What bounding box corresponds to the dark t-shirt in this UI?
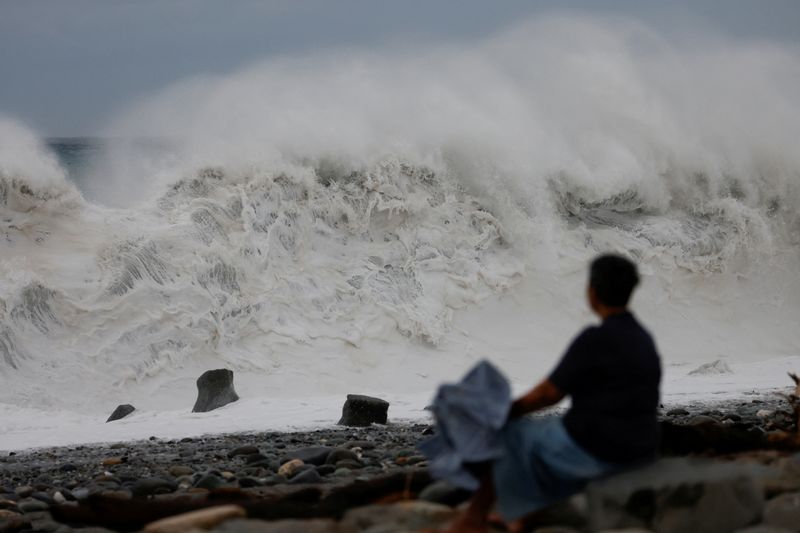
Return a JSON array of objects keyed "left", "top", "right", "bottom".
[{"left": 548, "top": 312, "right": 661, "bottom": 464}]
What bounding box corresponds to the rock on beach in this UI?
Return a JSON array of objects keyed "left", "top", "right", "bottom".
[
  {"left": 192, "top": 369, "right": 239, "bottom": 413},
  {"left": 338, "top": 394, "right": 389, "bottom": 427},
  {"left": 106, "top": 404, "right": 136, "bottom": 422}
]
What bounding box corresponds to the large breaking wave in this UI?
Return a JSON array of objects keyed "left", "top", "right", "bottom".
[{"left": 1, "top": 14, "right": 799, "bottom": 411}]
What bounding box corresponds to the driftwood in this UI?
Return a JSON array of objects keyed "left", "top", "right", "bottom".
[{"left": 50, "top": 470, "right": 431, "bottom": 531}]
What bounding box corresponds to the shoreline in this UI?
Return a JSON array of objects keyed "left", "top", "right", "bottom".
[
  {"left": 1, "top": 394, "right": 798, "bottom": 532},
  {"left": 1, "top": 388, "right": 792, "bottom": 454}
]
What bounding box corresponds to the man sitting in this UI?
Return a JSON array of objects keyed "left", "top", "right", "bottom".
[{"left": 448, "top": 254, "right": 662, "bottom": 533}]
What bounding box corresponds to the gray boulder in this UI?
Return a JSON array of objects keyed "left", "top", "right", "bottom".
[
  {"left": 338, "top": 394, "right": 389, "bottom": 427},
  {"left": 587, "top": 458, "right": 765, "bottom": 533},
  {"left": 192, "top": 369, "right": 239, "bottom": 413},
  {"left": 763, "top": 491, "right": 800, "bottom": 530},
  {"left": 106, "top": 404, "right": 135, "bottom": 422}
]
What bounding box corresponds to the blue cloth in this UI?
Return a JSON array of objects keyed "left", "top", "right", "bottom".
[
  {"left": 417, "top": 360, "right": 512, "bottom": 490},
  {"left": 493, "top": 416, "right": 621, "bottom": 521}
]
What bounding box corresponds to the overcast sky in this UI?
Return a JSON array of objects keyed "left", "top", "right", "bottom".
[{"left": 1, "top": 0, "right": 798, "bottom": 136}]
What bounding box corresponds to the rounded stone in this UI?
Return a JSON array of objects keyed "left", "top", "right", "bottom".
[
  {"left": 168, "top": 466, "right": 194, "bottom": 477},
  {"left": 194, "top": 474, "right": 225, "bottom": 490},
  {"left": 325, "top": 448, "right": 359, "bottom": 465},
  {"left": 277, "top": 459, "right": 305, "bottom": 478},
  {"left": 288, "top": 469, "right": 323, "bottom": 484},
  {"left": 131, "top": 477, "right": 178, "bottom": 497},
  {"left": 228, "top": 445, "right": 259, "bottom": 459},
  {"left": 18, "top": 499, "right": 49, "bottom": 513},
  {"left": 283, "top": 446, "right": 333, "bottom": 466}
]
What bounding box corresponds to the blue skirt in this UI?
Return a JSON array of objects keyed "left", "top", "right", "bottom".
[{"left": 493, "top": 417, "right": 621, "bottom": 521}]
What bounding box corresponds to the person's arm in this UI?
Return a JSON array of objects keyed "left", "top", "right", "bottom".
[{"left": 508, "top": 379, "right": 565, "bottom": 419}]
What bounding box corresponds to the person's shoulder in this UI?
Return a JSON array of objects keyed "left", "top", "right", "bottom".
[
  {"left": 627, "top": 313, "right": 656, "bottom": 339},
  {"left": 570, "top": 324, "right": 602, "bottom": 347}
]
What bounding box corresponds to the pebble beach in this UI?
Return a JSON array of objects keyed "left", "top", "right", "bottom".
[{"left": 2, "top": 392, "right": 799, "bottom": 532}]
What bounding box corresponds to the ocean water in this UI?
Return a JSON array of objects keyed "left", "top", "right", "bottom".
[{"left": 1, "top": 14, "right": 799, "bottom": 449}]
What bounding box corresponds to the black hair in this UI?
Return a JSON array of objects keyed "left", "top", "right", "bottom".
[{"left": 589, "top": 254, "right": 639, "bottom": 307}]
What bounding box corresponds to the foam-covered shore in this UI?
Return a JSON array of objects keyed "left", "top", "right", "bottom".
[{"left": 2, "top": 355, "right": 799, "bottom": 452}]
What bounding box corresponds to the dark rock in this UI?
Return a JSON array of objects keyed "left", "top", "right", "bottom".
[
  {"left": 17, "top": 500, "right": 49, "bottom": 513},
  {"left": 30, "top": 493, "right": 54, "bottom": 505},
  {"left": 666, "top": 408, "right": 690, "bottom": 417},
  {"left": 325, "top": 448, "right": 359, "bottom": 465},
  {"left": 228, "top": 445, "right": 259, "bottom": 458},
  {"left": 106, "top": 404, "right": 136, "bottom": 422},
  {"left": 764, "top": 491, "right": 800, "bottom": 530},
  {"left": 262, "top": 475, "right": 287, "bottom": 486},
  {"left": 346, "top": 440, "right": 376, "bottom": 450},
  {"left": 192, "top": 369, "right": 239, "bottom": 413},
  {"left": 246, "top": 459, "right": 274, "bottom": 470},
  {"left": 283, "top": 447, "right": 333, "bottom": 466},
  {"left": 419, "top": 480, "right": 472, "bottom": 506},
  {"left": 244, "top": 453, "right": 268, "bottom": 465},
  {"left": 587, "top": 458, "right": 764, "bottom": 533},
  {"left": 687, "top": 415, "right": 720, "bottom": 426},
  {"left": 194, "top": 474, "right": 225, "bottom": 490},
  {"left": 288, "top": 469, "right": 323, "bottom": 484},
  {"left": 130, "top": 477, "right": 178, "bottom": 497},
  {"left": 315, "top": 465, "right": 336, "bottom": 476},
  {"left": 13, "top": 487, "right": 33, "bottom": 498},
  {"left": 58, "top": 463, "right": 77, "bottom": 473},
  {"left": 334, "top": 459, "right": 365, "bottom": 470},
  {"left": 27, "top": 516, "right": 62, "bottom": 532},
  {"left": 237, "top": 477, "right": 260, "bottom": 488},
  {"left": 338, "top": 394, "right": 389, "bottom": 427}
]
